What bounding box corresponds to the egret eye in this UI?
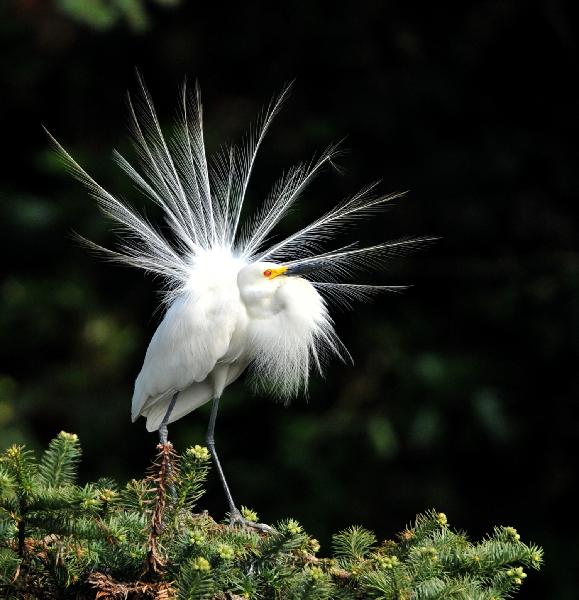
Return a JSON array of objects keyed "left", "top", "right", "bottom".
[{"left": 263, "top": 269, "right": 272, "bottom": 278}]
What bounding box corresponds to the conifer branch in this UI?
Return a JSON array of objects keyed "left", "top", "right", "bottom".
[{"left": 0, "top": 433, "right": 543, "bottom": 599}]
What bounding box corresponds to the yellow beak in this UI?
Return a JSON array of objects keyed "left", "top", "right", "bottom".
[{"left": 266, "top": 266, "right": 288, "bottom": 279}]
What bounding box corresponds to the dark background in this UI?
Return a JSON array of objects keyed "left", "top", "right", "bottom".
[{"left": 1, "top": 1, "right": 578, "bottom": 597}]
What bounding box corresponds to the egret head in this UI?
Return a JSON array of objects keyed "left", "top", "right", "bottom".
[
  {"left": 237, "top": 260, "right": 325, "bottom": 290},
  {"left": 237, "top": 262, "right": 296, "bottom": 316},
  {"left": 237, "top": 262, "right": 288, "bottom": 289},
  {"left": 237, "top": 260, "right": 327, "bottom": 314}
]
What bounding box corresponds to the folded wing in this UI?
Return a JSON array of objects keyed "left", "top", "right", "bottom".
[{"left": 132, "top": 285, "right": 241, "bottom": 429}]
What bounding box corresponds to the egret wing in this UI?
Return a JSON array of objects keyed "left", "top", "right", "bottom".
[
  {"left": 142, "top": 359, "right": 249, "bottom": 432},
  {"left": 131, "top": 285, "right": 241, "bottom": 422}
]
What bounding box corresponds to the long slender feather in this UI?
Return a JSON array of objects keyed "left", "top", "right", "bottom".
[
  {"left": 313, "top": 282, "right": 407, "bottom": 311},
  {"left": 130, "top": 76, "right": 196, "bottom": 242},
  {"left": 256, "top": 188, "right": 407, "bottom": 262},
  {"left": 241, "top": 143, "right": 343, "bottom": 259},
  {"left": 45, "top": 129, "right": 189, "bottom": 285},
  {"left": 230, "top": 82, "right": 293, "bottom": 250},
  {"left": 187, "top": 81, "right": 216, "bottom": 244},
  {"left": 300, "top": 237, "right": 437, "bottom": 283},
  {"left": 113, "top": 150, "right": 196, "bottom": 253}
]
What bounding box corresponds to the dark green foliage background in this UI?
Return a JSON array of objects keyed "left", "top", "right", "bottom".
[{"left": 1, "top": 1, "right": 577, "bottom": 597}]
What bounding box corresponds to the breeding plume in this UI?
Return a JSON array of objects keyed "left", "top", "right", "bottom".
[{"left": 50, "top": 80, "right": 429, "bottom": 528}]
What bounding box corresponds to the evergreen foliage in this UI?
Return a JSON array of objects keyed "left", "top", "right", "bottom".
[
  {"left": 0, "top": 433, "right": 542, "bottom": 599},
  {"left": 56, "top": 0, "right": 181, "bottom": 32}
]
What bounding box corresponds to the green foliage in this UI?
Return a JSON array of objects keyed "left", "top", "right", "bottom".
[
  {"left": 37, "top": 431, "right": 81, "bottom": 488},
  {"left": 333, "top": 525, "right": 377, "bottom": 563},
  {"left": 56, "top": 0, "right": 181, "bottom": 32},
  {"left": 0, "top": 435, "right": 542, "bottom": 599}
]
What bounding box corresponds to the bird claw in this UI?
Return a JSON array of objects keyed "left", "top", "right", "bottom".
[{"left": 229, "top": 509, "right": 274, "bottom": 533}]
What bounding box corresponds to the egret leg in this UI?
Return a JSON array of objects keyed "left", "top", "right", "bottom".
[
  {"left": 206, "top": 395, "right": 236, "bottom": 511},
  {"left": 157, "top": 392, "right": 179, "bottom": 499},
  {"left": 158, "top": 391, "right": 179, "bottom": 444},
  {"left": 205, "top": 396, "right": 273, "bottom": 533}
]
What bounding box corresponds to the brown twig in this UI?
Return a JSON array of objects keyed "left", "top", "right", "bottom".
[
  {"left": 88, "top": 571, "right": 174, "bottom": 599},
  {"left": 17, "top": 517, "right": 26, "bottom": 558},
  {"left": 145, "top": 442, "right": 178, "bottom": 576}
]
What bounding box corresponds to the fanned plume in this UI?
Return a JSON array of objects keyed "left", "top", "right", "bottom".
[{"left": 48, "top": 79, "right": 434, "bottom": 406}]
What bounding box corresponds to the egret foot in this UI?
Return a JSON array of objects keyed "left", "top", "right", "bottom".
[
  {"left": 158, "top": 425, "right": 168, "bottom": 445},
  {"left": 229, "top": 508, "right": 274, "bottom": 533}
]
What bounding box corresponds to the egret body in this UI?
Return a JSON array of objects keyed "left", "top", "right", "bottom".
[{"left": 50, "top": 80, "right": 429, "bottom": 527}]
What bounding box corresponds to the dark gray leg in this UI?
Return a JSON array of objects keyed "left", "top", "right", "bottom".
[
  {"left": 158, "top": 391, "right": 179, "bottom": 444},
  {"left": 205, "top": 396, "right": 273, "bottom": 533},
  {"left": 206, "top": 395, "right": 237, "bottom": 512}
]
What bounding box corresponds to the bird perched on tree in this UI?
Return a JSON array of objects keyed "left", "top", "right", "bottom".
[{"left": 49, "top": 79, "right": 430, "bottom": 529}]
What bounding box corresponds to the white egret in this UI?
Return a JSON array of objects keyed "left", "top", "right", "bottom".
[{"left": 49, "top": 79, "right": 430, "bottom": 529}]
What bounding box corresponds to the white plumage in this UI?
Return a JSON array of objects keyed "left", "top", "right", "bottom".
[{"left": 49, "top": 78, "right": 430, "bottom": 438}]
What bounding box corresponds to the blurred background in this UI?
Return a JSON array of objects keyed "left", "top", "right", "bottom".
[{"left": 1, "top": 1, "right": 578, "bottom": 597}]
